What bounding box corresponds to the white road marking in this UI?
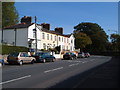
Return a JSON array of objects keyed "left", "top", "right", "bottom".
[
  {"left": 90, "top": 59, "right": 95, "bottom": 61},
  {"left": 44, "top": 67, "right": 63, "bottom": 73},
  {"left": 0, "top": 75, "right": 31, "bottom": 85},
  {"left": 69, "top": 63, "right": 79, "bottom": 67}
]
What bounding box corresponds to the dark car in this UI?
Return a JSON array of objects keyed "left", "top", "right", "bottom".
[
  {"left": 84, "top": 52, "right": 90, "bottom": 58},
  {"left": 63, "top": 52, "right": 77, "bottom": 60},
  {"left": 33, "top": 52, "right": 56, "bottom": 63}
]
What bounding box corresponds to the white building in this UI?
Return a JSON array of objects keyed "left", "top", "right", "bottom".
[{"left": 2, "top": 16, "right": 75, "bottom": 52}]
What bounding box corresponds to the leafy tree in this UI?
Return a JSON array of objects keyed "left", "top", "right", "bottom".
[
  {"left": 110, "top": 34, "right": 120, "bottom": 52},
  {"left": 74, "top": 22, "right": 108, "bottom": 52},
  {"left": 2, "top": 2, "right": 19, "bottom": 28},
  {"left": 74, "top": 32, "right": 92, "bottom": 52}
]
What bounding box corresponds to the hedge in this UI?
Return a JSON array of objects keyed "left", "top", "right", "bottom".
[{"left": 0, "top": 44, "right": 29, "bottom": 55}]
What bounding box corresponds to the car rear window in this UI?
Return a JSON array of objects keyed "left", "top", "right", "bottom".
[
  {"left": 65, "top": 52, "right": 71, "bottom": 55},
  {"left": 9, "top": 52, "right": 19, "bottom": 57},
  {"left": 35, "top": 52, "right": 44, "bottom": 56}
]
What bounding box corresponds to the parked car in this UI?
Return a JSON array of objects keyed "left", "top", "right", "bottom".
[
  {"left": 84, "top": 52, "right": 90, "bottom": 58},
  {"left": 7, "top": 52, "right": 36, "bottom": 65},
  {"left": 78, "top": 52, "right": 85, "bottom": 58},
  {"left": 63, "top": 52, "right": 77, "bottom": 60},
  {"left": 0, "top": 59, "right": 5, "bottom": 66},
  {"left": 32, "top": 52, "right": 56, "bottom": 63}
]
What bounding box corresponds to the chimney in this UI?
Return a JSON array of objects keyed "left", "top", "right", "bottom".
[
  {"left": 55, "top": 27, "right": 63, "bottom": 34},
  {"left": 21, "top": 16, "right": 32, "bottom": 24},
  {"left": 41, "top": 23, "right": 50, "bottom": 30}
]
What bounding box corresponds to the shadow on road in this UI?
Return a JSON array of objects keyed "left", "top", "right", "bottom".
[{"left": 48, "top": 56, "right": 120, "bottom": 88}]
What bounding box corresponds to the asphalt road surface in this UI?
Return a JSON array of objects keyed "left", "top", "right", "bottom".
[{"left": 1, "top": 55, "right": 112, "bottom": 88}]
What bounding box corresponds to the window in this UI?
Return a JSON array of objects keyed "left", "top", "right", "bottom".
[
  {"left": 33, "top": 32, "right": 36, "bottom": 38},
  {"left": 67, "top": 38, "right": 69, "bottom": 43},
  {"left": 42, "top": 33, "right": 45, "bottom": 39},
  {"left": 47, "top": 34, "right": 49, "bottom": 40},
  {"left": 53, "top": 44, "right": 55, "bottom": 48},
  {"left": 43, "top": 43, "right": 46, "bottom": 49},
  {"left": 51, "top": 35, "right": 52, "bottom": 40},
  {"left": 55, "top": 36, "right": 56, "bottom": 41},
  {"left": 64, "top": 38, "right": 66, "bottom": 43},
  {"left": 67, "top": 46, "right": 68, "bottom": 50},
  {"left": 71, "top": 40, "right": 73, "bottom": 43},
  {"left": 62, "top": 37, "right": 63, "bottom": 42},
  {"left": 59, "top": 37, "right": 61, "bottom": 41},
  {"left": 28, "top": 43, "right": 31, "bottom": 48}
]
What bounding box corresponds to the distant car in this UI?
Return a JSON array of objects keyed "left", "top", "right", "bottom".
[
  {"left": 32, "top": 52, "right": 56, "bottom": 63},
  {"left": 78, "top": 52, "right": 85, "bottom": 58},
  {"left": 63, "top": 52, "right": 77, "bottom": 60},
  {"left": 0, "top": 59, "right": 5, "bottom": 66},
  {"left": 7, "top": 52, "right": 36, "bottom": 65},
  {"left": 84, "top": 52, "right": 90, "bottom": 58}
]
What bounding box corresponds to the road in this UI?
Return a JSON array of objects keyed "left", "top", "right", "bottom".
[{"left": 1, "top": 55, "right": 111, "bottom": 88}]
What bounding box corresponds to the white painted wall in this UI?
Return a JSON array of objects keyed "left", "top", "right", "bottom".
[
  {"left": 16, "top": 28, "right": 28, "bottom": 47},
  {"left": 3, "top": 24, "right": 75, "bottom": 52},
  {"left": 3, "top": 29, "right": 15, "bottom": 45},
  {"left": 69, "top": 34, "right": 75, "bottom": 51},
  {"left": 28, "top": 24, "right": 42, "bottom": 50},
  {"left": 3, "top": 28, "right": 28, "bottom": 47}
]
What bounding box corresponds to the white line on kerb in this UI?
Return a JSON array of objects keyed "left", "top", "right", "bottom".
[
  {"left": 0, "top": 75, "right": 31, "bottom": 85},
  {"left": 44, "top": 67, "right": 63, "bottom": 73}
]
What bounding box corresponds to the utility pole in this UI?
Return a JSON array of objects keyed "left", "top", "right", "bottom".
[{"left": 35, "top": 16, "right": 37, "bottom": 53}]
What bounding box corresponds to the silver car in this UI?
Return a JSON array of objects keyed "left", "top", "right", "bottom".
[
  {"left": 7, "top": 52, "right": 36, "bottom": 65},
  {"left": 77, "top": 52, "right": 85, "bottom": 58}
]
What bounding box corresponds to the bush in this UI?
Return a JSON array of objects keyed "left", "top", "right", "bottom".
[{"left": 0, "top": 44, "right": 29, "bottom": 55}]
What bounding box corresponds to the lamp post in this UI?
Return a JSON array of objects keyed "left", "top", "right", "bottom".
[
  {"left": 35, "top": 16, "right": 37, "bottom": 53},
  {"left": 108, "top": 29, "right": 118, "bottom": 34}
]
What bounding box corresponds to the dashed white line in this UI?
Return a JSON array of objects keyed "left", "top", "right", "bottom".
[
  {"left": 69, "top": 63, "right": 79, "bottom": 67},
  {"left": 0, "top": 75, "right": 31, "bottom": 85},
  {"left": 44, "top": 67, "right": 63, "bottom": 73}
]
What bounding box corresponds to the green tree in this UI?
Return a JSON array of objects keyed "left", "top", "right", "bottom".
[
  {"left": 110, "top": 34, "right": 120, "bottom": 52},
  {"left": 74, "top": 32, "right": 92, "bottom": 51},
  {"left": 2, "top": 2, "right": 19, "bottom": 28},
  {"left": 74, "top": 22, "right": 108, "bottom": 52}
]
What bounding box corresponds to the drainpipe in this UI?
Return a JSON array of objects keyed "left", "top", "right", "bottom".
[{"left": 14, "top": 28, "right": 17, "bottom": 46}]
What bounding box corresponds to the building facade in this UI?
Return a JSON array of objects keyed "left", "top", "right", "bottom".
[{"left": 2, "top": 16, "right": 75, "bottom": 52}]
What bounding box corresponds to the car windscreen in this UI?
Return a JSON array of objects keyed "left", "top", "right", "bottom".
[
  {"left": 78, "top": 52, "right": 82, "bottom": 54},
  {"left": 65, "top": 53, "right": 71, "bottom": 55},
  {"left": 9, "top": 52, "right": 19, "bottom": 57}
]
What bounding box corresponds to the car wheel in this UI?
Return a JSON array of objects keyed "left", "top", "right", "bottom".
[
  {"left": 19, "top": 60, "right": 23, "bottom": 65},
  {"left": 43, "top": 59, "right": 46, "bottom": 63},
  {"left": 52, "top": 58, "right": 56, "bottom": 62},
  {"left": 75, "top": 56, "right": 77, "bottom": 59},
  {"left": 71, "top": 57, "right": 73, "bottom": 60},
  {"left": 31, "top": 60, "right": 34, "bottom": 64}
]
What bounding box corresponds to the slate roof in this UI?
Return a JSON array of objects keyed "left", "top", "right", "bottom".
[
  {"left": 3, "top": 23, "right": 72, "bottom": 37},
  {"left": 3, "top": 23, "right": 34, "bottom": 29}
]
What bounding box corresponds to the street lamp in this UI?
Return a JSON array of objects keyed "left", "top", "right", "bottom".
[
  {"left": 108, "top": 29, "right": 118, "bottom": 34},
  {"left": 34, "top": 16, "right": 37, "bottom": 53}
]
